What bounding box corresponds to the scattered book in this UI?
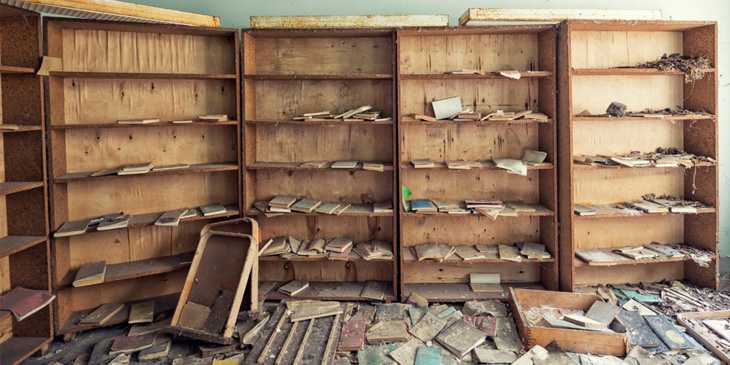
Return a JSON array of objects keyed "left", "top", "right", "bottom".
[
  {"left": 411, "top": 158, "right": 435, "bottom": 168},
  {"left": 445, "top": 159, "right": 470, "bottom": 169},
  {"left": 200, "top": 204, "right": 226, "bottom": 217},
  {"left": 363, "top": 162, "right": 385, "bottom": 171},
  {"left": 198, "top": 114, "right": 228, "bottom": 122},
  {"left": 331, "top": 160, "right": 358, "bottom": 169},
  {"left": 269, "top": 195, "right": 297, "bottom": 209},
  {"left": 469, "top": 273, "right": 501, "bottom": 293},
  {"left": 118, "top": 162, "right": 154, "bottom": 175},
  {"left": 154, "top": 209, "right": 189, "bottom": 227},
  {"left": 117, "top": 118, "right": 160, "bottom": 125},
  {"left": 291, "top": 198, "right": 322, "bottom": 213},
  {"left": 435, "top": 319, "right": 486, "bottom": 357},
  {"left": 73, "top": 261, "right": 106, "bottom": 287},
  {"left": 315, "top": 203, "right": 340, "bottom": 214},
  {"left": 300, "top": 161, "right": 328, "bottom": 168},
  {"left": 277, "top": 280, "right": 309, "bottom": 297},
  {"left": 512, "top": 110, "right": 532, "bottom": 120},
  {"left": 574, "top": 204, "right": 597, "bottom": 216},
  {"left": 431, "top": 96, "right": 462, "bottom": 120},
  {"left": 54, "top": 219, "right": 92, "bottom": 237},
  {"left": 325, "top": 237, "right": 353, "bottom": 253},
  {"left": 373, "top": 200, "right": 393, "bottom": 213},
  {"left": 152, "top": 164, "right": 189, "bottom": 172},
  {"left": 0, "top": 287, "right": 55, "bottom": 321}
]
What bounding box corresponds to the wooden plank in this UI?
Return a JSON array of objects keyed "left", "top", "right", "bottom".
[
  {"left": 644, "top": 315, "right": 693, "bottom": 350},
  {"left": 0, "top": 236, "right": 45, "bottom": 258},
  {"left": 201, "top": 290, "right": 235, "bottom": 335},
  {"left": 79, "top": 303, "right": 125, "bottom": 325},
  {"left": 177, "top": 302, "right": 210, "bottom": 330},
  {"left": 616, "top": 310, "right": 668, "bottom": 351},
  {"left": 575, "top": 262, "right": 683, "bottom": 286},
  {"left": 0, "top": 310, "right": 12, "bottom": 344},
  {"left": 5, "top": 0, "right": 220, "bottom": 26},
  {"left": 250, "top": 15, "right": 447, "bottom": 29},
  {"left": 570, "top": 30, "right": 681, "bottom": 69},
  {"left": 128, "top": 300, "right": 155, "bottom": 324},
  {"left": 459, "top": 8, "right": 661, "bottom": 25},
  {"left": 0, "top": 337, "right": 51, "bottom": 365}
]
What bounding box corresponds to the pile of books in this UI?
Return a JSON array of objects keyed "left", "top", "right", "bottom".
[
  {"left": 574, "top": 147, "right": 714, "bottom": 169},
  {"left": 407, "top": 198, "right": 542, "bottom": 219},
  {"left": 409, "top": 242, "right": 550, "bottom": 262},
  {"left": 409, "top": 150, "right": 548, "bottom": 174},
  {"left": 352, "top": 240, "right": 394, "bottom": 260},
  {"left": 573, "top": 195, "right": 711, "bottom": 216},
  {"left": 296, "top": 160, "right": 388, "bottom": 171},
  {"left": 259, "top": 235, "right": 393, "bottom": 261},
  {"left": 254, "top": 195, "right": 393, "bottom": 216},
  {"left": 293, "top": 106, "right": 391, "bottom": 122}
]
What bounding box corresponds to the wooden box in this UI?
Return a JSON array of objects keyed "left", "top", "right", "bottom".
[{"left": 509, "top": 288, "right": 628, "bottom": 356}]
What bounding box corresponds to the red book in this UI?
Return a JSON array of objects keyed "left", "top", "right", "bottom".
[
  {"left": 337, "top": 319, "right": 366, "bottom": 351},
  {"left": 0, "top": 287, "right": 55, "bottom": 321}
]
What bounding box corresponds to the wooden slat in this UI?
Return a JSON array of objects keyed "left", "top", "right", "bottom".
[
  {"left": 0, "top": 236, "right": 45, "bottom": 258},
  {"left": 55, "top": 162, "right": 238, "bottom": 183},
  {"left": 459, "top": 8, "right": 661, "bottom": 25},
  {"left": 251, "top": 15, "right": 448, "bottom": 29},
  {"left": 0, "top": 337, "right": 51, "bottom": 365},
  {"left": 0, "top": 182, "right": 43, "bottom": 195},
  {"left": 262, "top": 281, "right": 395, "bottom": 302},
  {"left": 50, "top": 71, "right": 235, "bottom": 79}
]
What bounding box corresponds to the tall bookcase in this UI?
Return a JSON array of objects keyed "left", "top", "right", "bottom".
[
  {"left": 397, "top": 26, "right": 558, "bottom": 301},
  {"left": 557, "top": 20, "right": 718, "bottom": 290},
  {"left": 242, "top": 29, "right": 398, "bottom": 301},
  {"left": 44, "top": 18, "right": 241, "bottom": 334},
  {"left": 0, "top": 5, "right": 53, "bottom": 364}
]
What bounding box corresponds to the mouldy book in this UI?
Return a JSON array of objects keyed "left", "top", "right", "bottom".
[
  {"left": 97, "top": 214, "right": 130, "bottom": 231},
  {"left": 325, "top": 237, "right": 353, "bottom": 253},
  {"left": 291, "top": 198, "right": 322, "bottom": 213},
  {"left": 331, "top": 160, "right": 359, "bottom": 169},
  {"left": 431, "top": 96, "right": 463, "bottom": 120},
  {"left": 0, "top": 287, "right": 56, "bottom": 321},
  {"left": 154, "top": 209, "right": 189, "bottom": 227},
  {"left": 269, "top": 195, "right": 297, "bottom": 208},
  {"left": 200, "top": 204, "right": 226, "bottom": 217},
  {"left": 73, "top": 261, "right": 106, "bottom": 287}
]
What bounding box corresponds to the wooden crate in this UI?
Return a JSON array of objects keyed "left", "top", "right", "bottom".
[
  {"left": 0, "top": 4, "right": 53, "bottom": 364},
  {"left": 242, "top": 28, "right": 398, "bottom": 301},
  {"left": 509, "top": 288, "right": 628, "bottom": 356},
  {"left": 557, "top": 20, "right": 719, "bottom": 290},
  {"left": 43, "top": 18, "right": 242, "bottom": 335},
  {"left": 397, "top": 26, "right": 558, "bottom": 301}
]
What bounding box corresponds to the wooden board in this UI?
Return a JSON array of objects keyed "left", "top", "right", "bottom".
[
  {"left": 128, "top": 300, "right": 154, "bottom": 324},
  {"left": 251, "top": 15, "right": 447, "bottom": 29},
  {"left": 574, "top": 215, "right": 683, "bottom": 249},
  {"left": 459, "top": 8, "right": 661, "bottom": 25},
  {"left": 570, "top": 31, "right": 681, "bottom": 69},
  {"left": 79, "top": 302, "right": 124, "bottom": 325},
  {"left": 572, "top": 75, "right": 684, "bottom": 114},
  {"left": 573, "top": 119, "right": 683, "bottom": 156}
]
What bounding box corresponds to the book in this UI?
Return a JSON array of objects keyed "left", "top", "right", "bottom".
[
  {"left": 171, "top": 120, "right": 193, "bottom": 124},
  {"left": 493, "top": 158, "right": 527, "bottom": 176},
  {"left": 411, "top": 158, "right": 435, "bottom": 168},
  {"left": 413, "top": 114, "right": 437, "bottom": 122},
  {"left": 630, "top": 200, "right": 670, "bottom": 213},
  {"left": 54, "top": 219, "right": 91, "bottom": 237},
  {"left": 315, "top": 203, "right": 340, "bottom": 214},
  {"left": 117, "top": 118, "right": 160, "bottom": 125},
  {"left": 498, "top": 245, "right": 522, "bottom": 262},
  {"left": 435, "top": 319, "right": 486, "bottom": 357},
  {"left": 520, "top": 242, "right": 546, "bottom": 259},
  {"left": 297, "top": 240, "right": 327, "bottom": 257},
  {"left": 118, "top": 162, "right": 154, "bottom": 175},
  {"left": 0, "top": 287, "right": 56, "bottom": 321},
  {"left": 411, "top": 200, "right": 437, "bottom": 213},
  {"left": 335, "top": 105, "right": 372, "bottom": 119},
  {"left": 491, "top": 70, "right": 521, "bottom": 79},
  {"left": 200, "top": 204, "right": 226, "bottom": 216},
  {"left": 373, "top": 200, "right": 393, "bottom": 213},
  {"left": 97, "top": 214, "right": 130, "bottom": 231},
  {"left": 331, "top": 160, "right": 359, "bottom": 169},
  {"left": 277, "top": 280, "right": 309, "bottom": 297},
  {"left": 469, "top": 273, "right": 501, "bottom": 292},
  {"left": 362, "top": 162, "right": 385, "bottom": 171},
  {"left": 309, "top": 239, "right": 327, "bottom": 253},
  {"left": 506, "top": 201, "right": 536, "bottom": 212},
  {"left": 291, "top": 199, "right": 322, "bottom": 213},
  {"left": 303, "top": 111, "right": 330, "bottom": 117},
  {"left": 332, "top": 204, "right": 351, "bottom": 216},
  {"left": 464, "top": 200, "right": 502, "bottom": 209},
  {"left": 198, "top": 114, "right": 228, "bottom": 122},
  {"left": 431, "top": 96, "right": 462, "bottom": 120},
  {"left": 90, "top": 167, "right": 120, "bottom": 177},
  {"left": 268, "top": 206, "right": 291, "bottom": 213},
  {"left": 261, "top": 236, "right": 291, "bottom": 256},
  {"left": 152, "top": 164, "right": 189, "bottom": 172},
  {"left": 445, "top": 159, "right": 470, "bottom": 170},
  {"left": 574, "top": 204, "right": 597, "bottom": 216},
  {"left": 325, "top": 237, "right": 353, "bottom": 253},
  {"left": 455, "top": 246, "right": 485, "bottom": 261},
  {"left": 455, "top": 112, "right": 481, "bottom": 120},
  {"left": 154, "top": 209, "right": 189, "bottom": 227},
  {"left": 524, "top": 112, "right": 548, "bottom": 121},
  {"left": 73, "top": 261, "right": 106, "bottom": 287},
  {"left": 444, "top": 69, "right": 485, "bottom": 75},
  {"left": 512, "top": 110, "right": 532, "bottom": 120},
  {"left": 269, "top": 195, "right": 297, "bottom": 209},
  {"left": 300, "top": 161, "right": 328, "bottom": 168},
  {"left": 611, "top": 156, "right": 651, "bottom": 167},
  {"left": 522, "top": 150, "right": 548, "bottom": 165}
]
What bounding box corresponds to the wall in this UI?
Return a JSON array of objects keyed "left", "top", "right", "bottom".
[{"left": 123, "top": 0, "right": 730, "bottom": 257}]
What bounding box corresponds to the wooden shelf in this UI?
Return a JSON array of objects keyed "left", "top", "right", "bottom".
[
  {"left": 401, "top": 249, "right": 554, "bottom": 264},
  {"left": 575, "top": 207, "right": 716, "bottom": 219},
  {"left": 261, "top": 281, "right": 396, "bottom": 302},
  {"left": 58, "top": 253, "right": 193, "bottom": 288},
  {"left": 401, "top": 162, "right": 554, "bottom": 171},
  {"left": 401, "top": 118, "right": 553, "bottom": 125},
  {"left": 574, "top": 254, "right": 709, "bottom": 267},
  {"left": 247, "top": 205, "right": 392, "bottom": 217},
  {"left": 55, "top": 162, "right": 238, "bottom": 183},
  {"left": 574, "top": 161, "right": 715, "bottom": 170},
  {"left": 51, "top": 121, "right": 238, "bottom": 130},
  {"left": 244, "top": 119, "right": 393, "bottom": 125},
  {"left": 0, "top": 181, "right": 43, "bottom": 195},
  {"left": 247, "top": 161, "right": 394, "bottom": 172},
  {"left": 56, "top": 293, "right": 180, "bottom": 335},
  {"left": 0, "top": 125, "right": 42, "bottom": 133},
  {"left": 259, "top": 252, "right": 393, "bottom": 262},
  {"left": 402, "top": 282, "right": 543, "bottom": 302},
  {"left": 0, "top": 236, "right": 45, "bottom": 258},
  {"left": 572, "top": 67, "right": 715, "bottom": 76},
  {"left": 244, "top": 74, "right": 392, "bottom": 80},
  {"left": 400, "top": 71, "right": 552, "bottom": 80},
  {"left": 572, "top": 115, "right": 715, "bottom": 122},
  {"left": 403, "top": 204, "right": 554, "bottom": 218},
  {"left": 0, "top": 64, "right": 35, "bottom": 74},
  {"left": 53, "top": 204, "right": 240, "bottom": 236},
  {"left": 0, "top": 337, "right": 52, "bottom": 365},
  {"left": 49, "top": 71, "right": 237, "bottom": 80}
]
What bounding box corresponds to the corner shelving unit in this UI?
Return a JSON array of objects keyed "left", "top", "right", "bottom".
[
  {"left": 44, "top": 18, "right": 241, "bottom": 335},
  {"left": 557, "top": 20, "right": 718, "bottom": 290},
  {"left": 397, "top": 26, "right": 559, "bottom": 301},
  {"left": 242, "top": 28, "right": 398, "bottom": 301},
  {"left": 0, "top": 5, "right": 53, "bottom": 364}
]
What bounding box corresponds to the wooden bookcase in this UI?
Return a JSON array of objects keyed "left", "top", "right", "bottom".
[
  {"left": 0, "top": 5, "right": 53, "bottom": 364},
  {"left": 242, "top": 29, "right": 398, "bottom": 301},
  {"left": 44, "top": 18, "right": 241, "bottom": 334},
  {"left": 397, "top": 26, "right": 558, "bottom": 301},
  {"left": 557, "top": 20, "right": 719, "bottom": 290}
]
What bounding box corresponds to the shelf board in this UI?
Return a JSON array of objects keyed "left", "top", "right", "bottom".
[
  {"left": 401, "top": 118, "right": 552, "bottom": 125},
  {"left": 53, "top": 204, "right": 240, "bottom": 237},
  {"left": 247, "top": 161, "right": 394, "bottom": 172},
  {"left": 402, "top": 282, "right": 544, "bottom": 302},
  {"left": 261, "top": 281, "right": 396, "bottom": 302},
  {"left": 575, "top": 207, "right": 716, "bottom": 219},
  {"left": 400, "top": 71, "right": 552, "bottom": 80},
  {"left": 572, "top": 67, "right": 715, "bottom": 76},
  {"left": 244, "top": 74, "right": 392, "bottom": 80},
  {"left": 260, "top": 252, "right": 394, "bottom": 262},
  {"left": 403, "top": 204, "right": 554, "bottom": 218},
  {"left": 247, "top": 204, "right": 392, "bottom": 217},
  {"left": 401, "top": 162, "right": 554, "bottom": 171},
  {"left": 574, "top": 161, "right": 715, "bottom": 170},
  {"left": 0, "top": 336, "right": 52, "bottom": 365},
  {"left": 244, "top": 119, "right": 393, "bottom": 125},
  {"left": 58, "top": 253, "right": 193, "bottom": 288},
  {"left": 572, "top": 114, "right": 715, "bottom": 122},
  {"left": 0, "top": 65, "right": 36, "bottom": 74},
  {"left": 0, "top": 236, "right": 46, "bottom": 258},
  {"left": 574, "top": 254, "right": 701, "bottom": 267},
  {"left": 0, "top": 125, "right": 43, "bottom": 133},
  {"left": 55, "top": 163, "right": 238, "bottom": 183},
  {"left": 56, "top": 293, "right": 180, "bottom": 335},
  {"left": 402, "top": 249, "right": 554, "bottom": 264},
  {"left": 0, "top": 182, "right": 44, "bottom": 195},
  {"left": 51, "top": 121, "right": 238, "bottom": 130},
  {"left": 49, "top": 71, "right": 237, "bottom": 80}
]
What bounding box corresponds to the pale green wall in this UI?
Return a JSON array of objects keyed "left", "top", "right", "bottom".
[{"left": 124, "top": 0, "right": 730, "bottom": 257}]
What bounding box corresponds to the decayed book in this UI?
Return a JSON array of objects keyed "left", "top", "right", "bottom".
[
  {"left": 277, "top": 280, "right": 309, "bottom": 297},
  {"left": 300, "top": 161, "right": 328, "bottom": 168},
  {"left": 491, "top": 70, "right": 520, "bottom": 79},
  {"left": 335, "top": 105, "right": 372, "bottom": 119},
  {"left": 0, "top": 287, "right": 56, "bottom": 321},
  {"left": 630, "top": 200, "right": 669, "bottom": 213},
  {"left": 354, "top": 240, "right": 393, "bottom": 260},
  {"left": 411, "top": 158, "right": 435, "bottom": 168},
  {"left": 433, "top": 200, "right": 460, "bottom": 211},
  {"left": 445, "top": 159, "right": 470, "bottom": 170},
  {"left": 373, "top": 200, "right": 393, "bottom": 213},
  {"left": 287, "top": 236, "right": 302, "bottom": 253},
  {"left": 520, "top": 242, "right": 546, "bottom": 259},
  {"left": 181, "top": 208, "right": 201, "bottom": 219},
  {"left": 54, "top": 219, "right": 91, "bottom": 237},
  {"left": 475, "top": 206, "right": 503, "bottom": 220},
  {"left": 90, "top": 167, "right": 121, "bottom": 177},
  {"left": 444, "top": 69, "right": 485, "bottom": 75},
  {"left": 297, "top": 240, "right": 327, "bottom": 257},
  {"left": 117, "top": 162, "right": 154, "bottom": 175},
  {"left": 260, "top": 236, "right": 290, "bottom": 256},
  {"left": 524, "top": 112, "right": 548, "bottom": 121},
  {"left": 199, "top": 204, "right": 226, "bottom": 217},
  {"left": 650, "top": 198, "right": 698, "bottom": 213},
  {"left": 117, "top": 118, "right": 160, "bottom": 125},
  {"left": 435, "top": 318, "right": 487, "bottom": 358},
  {"left": 455, "top": 246, "right": 485, "bottom": 261},
  {"left": 431, "top": 96, "right": 463, "bottom": 120},
  {"left": 411, "top": 199, "right": 437, "bottom": 213},
  {"left": 315, "top": 202, "right": 340, "bottom": 214},
  {"left": 498, "top": 245, "right": 522, "bottom": 262},
  {"left": 360, "top": 281, "right": 387, "bottom": 300},
  {"left": 493, "top": 158, "right": 527, "bottom": 176},
  {"left": 506, "top": 201, "right": 536, "bottom": 212},
  {"left": 73, "top": 261, "right": 106, "bottom": 287},
  {"left": 97, "top": 214, "right": 130, "bottom": 231},
  {"left": 415, "top": 243, "right": 454, "bottom": 262},
  {"left": 269, "top": 206, "right": 291, "bottom": 213},
  {"left": 332, "top": 203, "right": 351, "bottom": 216},
  {"left": 413, "top": 114, "right": 437, "bottom": 122},
  {"left": 154, "top": 209, "right": 189, "bottom": 227},
  {"left": 611, "top": 156, "right": 651, "bottom": 167},
  {"left": 308, "top": 239, "right": 327, "bottom": 253},
  {"left": 152, "top": 164, "right": 189, "bottom": 172},
  {"left": 331, "top": 160, "right": 359, "bottom": 169},
  {"left": 522, "top": 150, "right": 548, "bottom": 165},
  {"left": 574, "top": 204, "right": 597, "bottom": 216},
  {"left": 269, "top": 195, "right": 297, "bottom": 209},
  {"left": 362, "top": 162, "right": 385, "bottom": 171},
  {"left": 325, "top": 237, "right": 353, "bottom": 253},
  {"left": 613, "top": 246, "right": 660, "bottom": 260},
  {"left": 469, "top": 273, "right": 501, "bottom": 293},
  {"left": 645, "top": 243, "right": 684, "bottom": 258},
  {"left": 512, "top": 110, "right": 532, "bottom": 120},
  {"left": 291, "top": 199, "right": 322, "bottom": 213},
  {"left": 198, "top": 114, "right": 228, "bottom": 122}
]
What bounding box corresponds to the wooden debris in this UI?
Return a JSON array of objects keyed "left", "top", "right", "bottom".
[
  {"left": 644, "top": 315, "right": 693, "bottom": 351},
  {"left": 109, "top": 333, "right": 157, "bottom": 355},
  {"left": 138, "top": 339, "right": 171, "bottom": 361},
  {"left": 337, "top": 319, "right": 366, "bottom": 351},
  {"left": 202, "top": 290, "right": 235, "bottom": 334},
  {"left": 107, "top": 354, "right": 130, "bottom": 365},
  {"left": 128, "top": 300, "right": 155, "bottom": 324},
  {"left": 178, "top": 302, "right": 211, "bottom": 330},
  {"left": 128, "top": 317, "right": 172, "bottom": 336},
  {"left": 493, "top": 318, "right": 523, "bottom": 352},
  {"left": 388, "top": 338, "right": 425, "bottom": 365},
  {"left": 290, "top": 301, "right": 343, "bottom": 322},
  {"left": 239, "top": 314, "right": 270, "bottom": 346},
  {"left": 366, "top": 321, "right": 409, "bottom": 344},
  {"left": 616, "top": 310, "right": 669, "bottom": 353},
  {"left": 585, "top": 301, "right": 621, "bottom": 325},
  {"left": 622, "top": 299, "right": 656, "bottom": 316},
  {"left": 80, "top": 303, "right": 125, "bottom": 325},
  {"left": 473, "top": 348, "right": 518, "bottom": 364},
  {"left": 408, "top": 311, "right": 447, "bottom": 342},
  {"left": 89, "top": 338, "right": 117, "bottom": 365}
]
